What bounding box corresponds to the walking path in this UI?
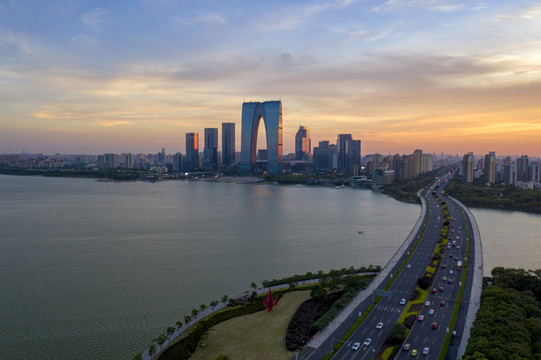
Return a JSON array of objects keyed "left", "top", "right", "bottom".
[{"left": 450, "top": 196, "right": 483, "bottom": 358}]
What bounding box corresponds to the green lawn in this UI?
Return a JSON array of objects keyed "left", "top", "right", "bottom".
[{"left": 189, "top": 291, "right": 311, "bottom": 360}]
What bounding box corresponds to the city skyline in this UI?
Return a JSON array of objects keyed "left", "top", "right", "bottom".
[{"left": 1, "top": 1, "right": 541, "bottom": 156}]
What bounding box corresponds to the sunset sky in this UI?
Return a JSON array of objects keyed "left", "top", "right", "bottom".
[{"left": 1, "top": 0, "right": 540, "bottom": 157}]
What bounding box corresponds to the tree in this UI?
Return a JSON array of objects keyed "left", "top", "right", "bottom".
[
  {"left": 184, "top": 315, "right": 191, "bottom": 324},
  {"left": 221, "top": 294, "right": 229, "bottom": 303},
  {"left": 176, "top": 320, "right": 183, "bottom": 329},
  {"left": 310, "top": 284, "right": 328, "bottom": 302},
  {"left": 191, "top": 308, "right": 199, "bottom": 317},
  {"left": 250, "top": 282, "right": 258, "bottom": 290},
  {"left": 167, "top": 326, "right": 176, "bottom": 336},
  {"left": 148, "top": 344, "right": 156, "bottom": 356},
  {"left": 133, "top": 353, "right": 143, "bottom": 360},
  {"left": 199, "top": 304, "right": 207, "bottom": 313}
]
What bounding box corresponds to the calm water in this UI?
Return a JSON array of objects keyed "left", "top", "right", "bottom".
[
  {"left": 2, "top": 175, "right": 539, "bottom": 359},
  {"left": 471, "top": 208, "right": 541, "bottom": 275},
  {"left": 0, "top": 175, "right": 419, "bottom": 360}
]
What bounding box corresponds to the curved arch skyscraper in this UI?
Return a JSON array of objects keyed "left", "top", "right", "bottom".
[{"left": 239, "top": 101, "right": 283, "bottom": 175}]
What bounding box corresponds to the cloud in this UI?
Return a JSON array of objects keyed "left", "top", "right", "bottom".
[
  {"left": 521, "top": 5, "right": 541, "bottom": 19},
  {"left": 372, "top": 0, "right": 469, "bottom": 13},
  {"left": 0, "top": 28, "right": 32, "bottom": 53},
  {"left": 81, "top": 8, "right": 108, "bottom": 27},
  {"left": 172, "top": 12, "right": 226, "bottom": 26}
]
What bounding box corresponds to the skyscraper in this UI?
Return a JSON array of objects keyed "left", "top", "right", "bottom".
[
  {"left": 313, "top": 141, "right": 330, "bottom": 171},
  {"left": 185, "top": 132, "right": 199, "bottom": 172},
  {"left": 516, "top": 155, "right": 529, "bottom": 182},
  {"left": 337, "top": 134, "right": 352, "bottom": 171},
  {"left": 295, "top": 126, "right": 311, "bottom": 160},
  {"left": 222, "top": 123, "right": 235, "bottom": 167},
  {"left": 484, "top": 151, "right": 496, "bottom": 184},
  {"left": 203, "top": 128, "right": 218, "bottom": 170},
  {"left": 461, "top": 152, "right": 474, "bottom": 183}
]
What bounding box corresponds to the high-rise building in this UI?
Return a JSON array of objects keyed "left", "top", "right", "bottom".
[
  {"left": 158, "top": 147, "right": 166, "bottom": 163},
  {"left": 313, "top": 141, "right": 330, "bottom": 171},
  {"left": 461, "top": 152, "right": 474, "bottom": 183},
  {"left": 516, "top": 155, "right": 529, "bottom": 182},
  {"left": 337, "top": 134, "right": 353, "bottom": 171},
  {"left": 203, "top": 128, "right": 218, "bottom": 170},
  {"left": 348, "top": 140, "right": 361, "bottom": 175},
  {"left": 222, "top": 123, "right": 235, "bottom": 167},
  {"left": 504, "top": 161, "right": 516, "bottom": 185},
  {"left": 484, "top": 151, "right": 496, "bottom": 184},
  {"left": 529, "top": 162, "right": 540, "bottom": 183},
  {"left": 185, "top": 132, "right": 199, "bottom": 172},
  {"left": 97, "top": 153, "right": 117, "bottom": 169},
  {"left": 295, "top": 126, "right": 311, "bottom": 160},
  {"left": 172, "top": 152, "right": 182, "bottom": 172},
  {"left": 239, "top": 101, "right": 282, "bottom": 175}
]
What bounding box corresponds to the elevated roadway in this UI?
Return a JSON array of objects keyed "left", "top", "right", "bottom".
[{"left": 298, "top": 175, "right": 482, "bottom": 360}]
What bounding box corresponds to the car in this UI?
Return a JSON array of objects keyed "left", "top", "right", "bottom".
[
  {"left": 431, "top": 322, "right": 438, "bottom": 329},
  {"left": 423, "top": 347, "right": 430, "bottom": 355},
  {"left": 431, "top": 288, "right": 437, "bottom": 293},
  {"left": 428, "top": 308, "right": 435, "bottom": 315},
  {"left": 376, "top": 322, "right": 383, "bottom": 329},
  {"left": 457, "top": 245, "right": 461, "bottom": 249},
  {"left": 363, "top": 338, "right": 372, "bottom": 346},
  {"left": 454, "top": 256, "right": 458, "bottom": 261},
  {"left": 425, "top": 301, "right": 430, "bottom": 306},
  {"left": 352, "top": 342, "right": 360, "bottom": 351},
  {"left": 443, "top": 276, "right": 447, "bottom": 281},
  {"left": 439, "top": 286, "right": 444, "bottom": 292},
  {"left": 418, "top": 314, "right": 424, "bottom": 321},
  {"left": 403, "top": 343, "right": 411, "bottom": 351},
  {"left": 406, "top": 264, "right": 412, "bottom": 269},
  {"left": 400, "top": 298, "right": 406, "bottom": 305},
  {"left": 440, "top": 300, "right": 446, "bottom": 306},
  {"left": 449, "top": 270, "right": 454, "bottom": 275},
  {"left": 449, "top": 254, "right": 453, "bottom": 257},
  {"left": 411, "top": 349, "right": 419, "bottom": 356},
  {"left": 448, "top": 278, "right": 453, "bottom": 284},
  {"left": 442, "top": 264, "right": 446, "bottom": 269}
]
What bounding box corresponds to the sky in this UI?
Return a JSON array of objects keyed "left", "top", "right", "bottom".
[{"left": 1, "top": 0, "right": 540, "bottom": 157}]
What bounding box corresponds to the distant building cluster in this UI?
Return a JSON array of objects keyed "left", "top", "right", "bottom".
[{"left": 461, "top": 152, "right": 541, "bottom": 189}]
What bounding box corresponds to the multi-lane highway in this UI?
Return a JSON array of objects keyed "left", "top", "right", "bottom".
[{"left": 304, "top": 174, "right": 478, "bottom": 360}]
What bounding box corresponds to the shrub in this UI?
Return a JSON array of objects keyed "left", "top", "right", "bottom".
[{"left": 386, "top": 323, "right": 407, "bottom": 344}]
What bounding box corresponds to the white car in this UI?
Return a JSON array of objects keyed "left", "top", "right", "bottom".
[
  {"left": 406, "top": 264, "right": 412, "bottom": 269},
  {"left": 423, "top": 347, "right": 430, "bottom": 355},
  {"left": 400, "top": 298, "right": 406, "bottom": 305},
  {"left": 376, "top": 322, "right": 383, "bottom": 329},
  {"left": 364, "top": 338, "right": 372, "bottom": 346},
  {"left": 428, "top": 308, "right": 435, "bottom": 315},
  {"left": 352, "top": 342, "right": 360, "bottom": 351},
  {"left": 425, "top": 300, "right": 430, "bottom": 306}
]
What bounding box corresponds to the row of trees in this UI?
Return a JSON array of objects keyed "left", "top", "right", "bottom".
[
  {"left": 462, "top": 267, "right": 541, "bottom": 360},
  {"left": 134, "top": 295, "right": 230, "bottom": 359}
]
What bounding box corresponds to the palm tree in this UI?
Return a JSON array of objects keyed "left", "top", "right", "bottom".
[
  {"left": 209, "top": 300, "right": 218, "bottom": 308},
  {"left": 200, "top": 303, "right": 207, "bottom": 313},
  {"left": 184, "top": 315, "right": 191, "bottom": 324},
  {"left": 221, "top": 294, "right": 229, "bottom": 303},
  {"left": 250, "top": 282, "right": 258, "bottom": 290},
  {"left": 167, "top": 326, "right": 176, "bottom": 337},
  {"left": 148, "top": 344, "right": 156, "bottom": 356},
  {"left": 191, "top": 308, "right": 199, "bottom": 317},
  {"left": 176, "top": 320, "right": 183, "bottom": 329}
]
